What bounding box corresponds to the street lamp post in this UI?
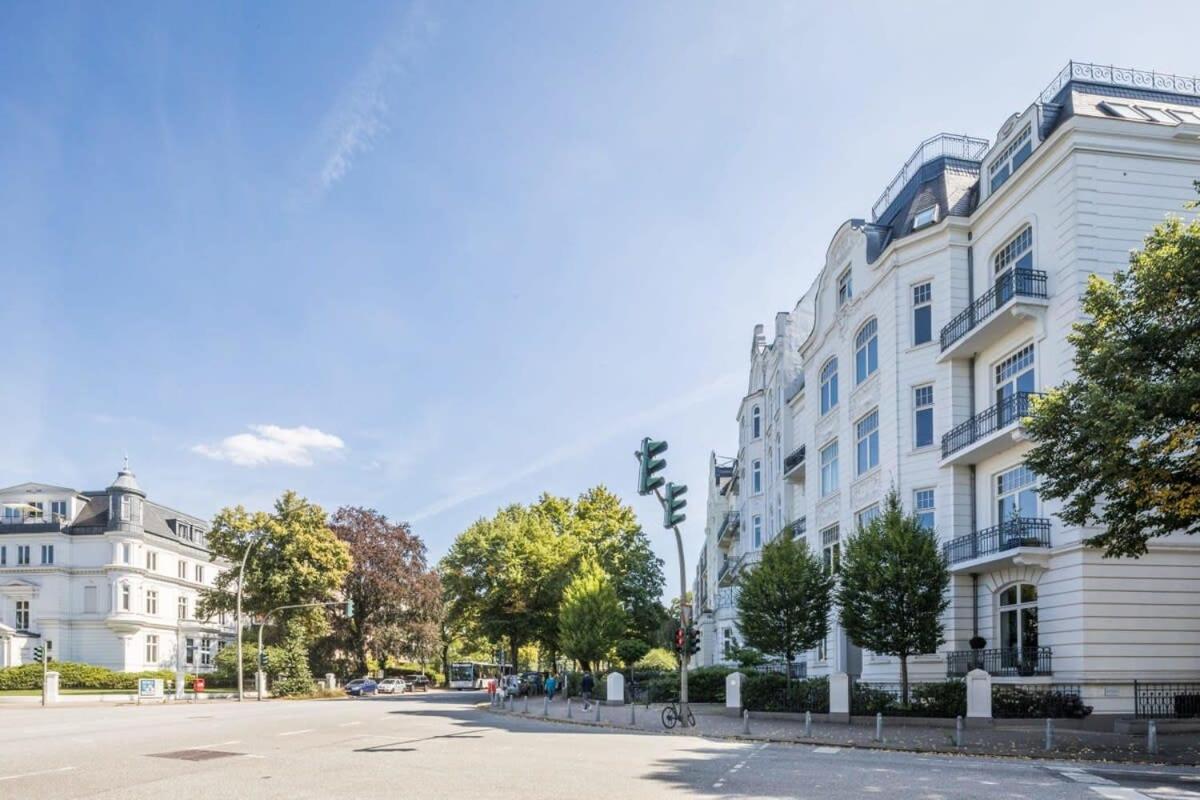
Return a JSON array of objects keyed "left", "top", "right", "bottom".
[{"left": 236, "top": 534, "right": 265, "bottom": 702}]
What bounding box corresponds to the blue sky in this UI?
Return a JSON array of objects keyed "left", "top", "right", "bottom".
[{"left": 3, "top": 1, "right": 1198, "bottom": 582}]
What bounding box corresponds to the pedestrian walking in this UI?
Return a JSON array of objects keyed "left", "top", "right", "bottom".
[
  {"left": 581, "top": 670, "right": 595, "bottom": 710},
  {"left": 545, "top": 673, "right": 557, "bottom": 701}
]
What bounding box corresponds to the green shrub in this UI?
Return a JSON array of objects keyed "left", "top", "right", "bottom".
[
  {"left": 634, "top": 647, "right": 677, "bottom": 671},
  {"left": 851, "top": 681, "right": 965, "bottom": 718},
  {"left": 743, "top": 674, "right": 829, "bottom": 713},
  {"left": 0, "top": 662, "right": 232, "bottom": 692},
  {"left": 685, "top": 666, "right": 735, "bottom": 703},
  {"left": 992, "top": 685, "right": 1093, "bottom": 719}
]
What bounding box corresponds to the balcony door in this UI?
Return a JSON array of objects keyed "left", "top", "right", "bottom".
[
  {"left": 998, "top": 583, "right": 1038, "bottom": 672},
  {"left": 994, "top": 344, "right": 1035, "bottom": 427},
  {"left": 993, "top": 227, "right": 1033, "bottom": 305}
]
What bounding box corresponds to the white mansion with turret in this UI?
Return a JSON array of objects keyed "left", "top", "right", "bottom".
[
  {"left": 0, "top": 464, "right": 233, "bottom": 672},
  {"left": 692, "top": 61, "right": 1200, "bottom": 715}
]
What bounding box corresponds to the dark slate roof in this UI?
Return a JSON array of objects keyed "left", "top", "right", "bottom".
[
  {"left": 71, "top": 496, "right": 109, "bottom": 530},
  {"left": 866, "top": 157, "right": 981, "bottom": 263}
]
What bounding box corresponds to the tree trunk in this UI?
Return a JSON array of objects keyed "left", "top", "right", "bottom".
[{"left": 899, "top": 653, "right": 910, "bottom": 707}]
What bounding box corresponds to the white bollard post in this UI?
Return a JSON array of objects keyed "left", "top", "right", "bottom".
[
  {"left": 523, "top": 695, "right": 529, "bottom": 714},
  {"left": 743, "top": 709, "right": 750, "bottom": 735},
  {"left": 1044, "top": 718, "right": 1054, "bottom": 751},
  {"left": 874, "top": 712, "right": 883, "bottom": 742},
  {"left": 567, "top": 698, "right": 573, "bottom": 719},
  {"left": 1147, "top": 720, "right": 1158, "bottom": 755},
  {"left": 629, "top": 702, "right": 636, "bottom": 725},
  {"left": 804, "top": 710, "right": 812, "bottom": 737},
  {"left": 543, "top": 695, "right": 549, "bottom": 716},
  {"left": 955, "top": 715, "right": 963, "bottom": 747},
  {"left": 594, "top": 699, "right": 601, "bottom": 722}
]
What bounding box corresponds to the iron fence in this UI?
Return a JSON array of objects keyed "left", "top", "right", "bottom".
[
  {"left": 1134, "top": 681, "right": 1200, "bottom": 719},
  {"left": 991, "top": 683, "right": 1090, "bottom": 718},
  {"left": 945, "top": 646, "right": 1053, "bottom": 678},
  {"left": 783, "top": 446, "right": 806, "bottom": 475},
  {"left": 940, "top": 268, "right": 1048, "bottom": 351},
  {"left": 852, "top": 680, "right": 966, "bottom": 717}
]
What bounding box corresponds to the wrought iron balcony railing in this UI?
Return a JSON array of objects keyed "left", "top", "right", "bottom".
[
  {"left": 716, "top": 511, "right": 741, "bottom": 546},
  {"left": 942, "top": 517, "right": 1051, "bottom": 565},
  {"left": 946, "top": 646, "right": 1053, "bottom": 678},
  {"left": 940, "top": 268, "right": 1048, "bottom": 351},
  {"left": 942, "top": 392, "right": 1040, "bottom": 459},
  {"left": 783, "top": 445, "right": 806, "bottom": 476},
  {"left": 716, "top": 557, "right": 735, "bottom": 584}
]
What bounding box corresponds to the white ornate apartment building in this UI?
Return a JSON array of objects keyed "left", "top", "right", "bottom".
[
  {"left": 0, "top": 464, "right": 233, "bottom": 672},
  {"left": 692, "top": 62, "right": 1200, "bottom": 713}
]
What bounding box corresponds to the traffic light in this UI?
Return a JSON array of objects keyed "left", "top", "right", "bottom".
[
  {"left": 674, "top": 627, "right": 685, "bottom": 652},
  {"left": 686, "top": 626, "right": 701, "bottom": 656},
  {"left": 259, "top": 651, "right": 270, "bottom": 669},
  {"left": 663, "top": 482, "right": 687, "bottom": 528},
  {"left": 637, "top": 437, "right": 668, "bottom": 496},
  {"left": 345, "top": 599, "right": 354, "bottom": 619},
  {"left": 33, "top": 645, "right": 45, "bottom": 663}
]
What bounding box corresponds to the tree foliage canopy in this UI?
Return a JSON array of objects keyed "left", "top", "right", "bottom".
[
  {"left": 736, "top": 532, "right": 832, "bottom": 665},
  {"left": 836, "top": 490, "right": 949, "bottom": 703},
  {"left": 1025, "top": 195, "right": 1200, "bottom": 557},
  {"left": 201, "top": 491, "right": 352, "bottom": 639},
  {"left": 558, "top": 561, "right": 627, "bottom": 670}
]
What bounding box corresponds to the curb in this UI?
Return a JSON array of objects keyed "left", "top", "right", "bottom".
[{"left": 480, "top": 707, "right": 1188, "bottom": 767}]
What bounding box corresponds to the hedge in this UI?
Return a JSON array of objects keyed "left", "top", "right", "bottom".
[
  {"left": 0, "top": 662, "right": 231, "bottom": 691},
  {"left": 743, "top": 674, "right": 829, "bottom": 713},
  {"left": 851, "top": 681, "right": 966, "bottom": 718},
  {"left": 992, "top": 685, "right": 1093, "bottom": 719}
]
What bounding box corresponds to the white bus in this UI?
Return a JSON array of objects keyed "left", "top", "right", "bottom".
[{"left": 449, "top": 661, "right": 504, "bottom": 690}]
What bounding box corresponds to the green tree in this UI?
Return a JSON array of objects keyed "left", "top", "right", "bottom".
[
  {"left": 736, "top": 532, "right": 832, "bottom": 685},
  {"left": 1025, "top": 192, "right": 1200, "bottom": 557},
  {"left": 440, "top": 505, "right": 575, "bottom": 669},
  {"left": 836, "top": 490, "right": 949, "bottom": 705},
  {"left": 271, "top": 620, "right": 316, "bottom": 697},
  {"left": 558, "top": 562, "right": 627, "bottom": 671},
  {"left": 200, "top": 491, "right": 352, "bottom": 640},
  {"left": 615, "top": 638, "right": 652, "bottom": 672}
]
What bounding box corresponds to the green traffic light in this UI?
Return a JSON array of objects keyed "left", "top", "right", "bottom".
[
  {"left": 663, "top": 481, "right": 687, "bottom": 527},
  {"left": 637, "top": 437, "right": 669, "bottom": 496}
]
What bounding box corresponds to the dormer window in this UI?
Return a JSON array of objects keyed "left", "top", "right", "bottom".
[
  {"left": 1099, "top": 101, "right": 1148, "bottom": 121},
  {"left": 912, "top": 205, "right": 938, "bottom": 231},
  {"left": 120, "top": 496, "right": 131, "bottom": 521},
  {"left": 1135, "top": 106, "right": 1178, "bottom": 124},
  {"left": 837, "top": 269, "right": 853, "bottom": 307},
  {"left": 988, "top": 124, "right": 1032, "bottom": 193},
  {"left": 1170, "top": 108, "right": 1200, "bottom": 125}
]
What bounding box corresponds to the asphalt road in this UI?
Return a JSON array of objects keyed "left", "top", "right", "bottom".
[{"left": 1, "top": 690, "right": 1196, "bottom": 799}]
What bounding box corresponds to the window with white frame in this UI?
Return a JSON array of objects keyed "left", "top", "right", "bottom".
[
  {"left": 821, "top": 525, "right": 840, "bottom": 574},
  {"left": 912, "top": 282, "right": 932, "bottom": 345},
  {"left": 752, "top": 514, "right": 762, "bottom": 548},
  {"left": 51, "top": 500, "right": 67, "bottom": 519},
  {"left": 145, "top": 634, "right": 159, "bottom": 664},
  {"left": 995, "top": 343, "right": 1036, "bottom": 425},
  {"left": 17, "top": 545, "right": 30, "bottom": 565},
  {"left": 83, "top": 585, "right": 97, "bottom": 613},
  {"left": 855, "top": 503, "right": 881, "bottom": 530},
  {"left": 185, "top": 637, "right": 196, "bottom": 666},
  {"left": 854, "top": 318, "right": 878, "bottom": 384},
  {"left": 988, "top": 124, "right": 1032, "bottom": 193},
  {"left": 145, "top": 590, "right": 159, "bottom": 616},
  {"left": 178, "top": 595, "right": 188, "bottom": 621},
  {"left": 41, "top": 544, "right": 54, "bottom": 565},
  {"left": 29, "top": 502, "right": 43, "bottom": 519},
  {"left": 751, "top": 459, "right": 762, "bottom": 494},
  {"left": 855, "top": 409, "right": 879, "bottom": 476},
  {"left": 195, "top": 565, "right": 205, "bottom": 584},
  {"left": 998, "top": 583, "right": 1039, "bottom": 654},
  {"left": 722, "top": 628, "right": 734, "bottom": 659},
  {"left": 819, "top": 440, "right": 839, "bottom": 497},
  {"left": 912, "top": 205, "right": 938, "bottom": 230},
  {"left": 122, "top": 543, "right": 132, "bottom": 564},
  {"left": 837, "top": 268, "right": 853, "bottom": 307},
  {"left": 200, "top": 638, "right": 213, "bottom": 667},
  {"left": 751, "top": 406, "right": 761, "bottom": 439},
  {"left": 997, "top": 464, "right": 1038, "bottom": 523},
  {"left": 15, "top": 600, "right": 30, "bottom": 630},
  {"left": 819, "top": 358, "right": 838, "bottom": 415},
  {"left": 993, "top": 226, "right": 1034, "bottom": 305},
  {"left": 914, "top": 385, "right": 934, "bottom": 448},
  {"left": 120, "top": 495, "right": 131, "bottom": 521},
  {"left": 120, "top": 583, "right": 131, "bottom": 611},
  {"left": 178, "top": 559, "right": 187, "bottom": 579},
  {"left": 145, "top": 550, "right": 157, "bottom": 571},
  {"left": 914, "top": 488, "right": 936, "bottom": 531}
]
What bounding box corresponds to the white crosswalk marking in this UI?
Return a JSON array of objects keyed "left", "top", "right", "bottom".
[
  {"left": 813, "top": 746, "right": 842, "bottom": 754},
  {"left": 1058, "top": 768, "right": 1117, "bottom": 786},
  {"left": 1089, "top": 787, "right": 1154, "bottom": 800}
]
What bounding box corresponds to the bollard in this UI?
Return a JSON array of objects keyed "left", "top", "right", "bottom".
[
  {"left": 955, "top": 715, "right": 963, "bottom": 747},
  {"left": 1044, "top": 718, "right": 1054, "bottom": 751},
  {"left": 567, "top": 698, "right": 573, "bottom": 719},
  {"left": 594, "top": 699, "right": 601, "bottom": 722},
  {"left": 874, "top": 712, "right": 883, "bottom": 742},
  {"left": 804, "top": 710, "right": 812, "bottom": 737},
  {"left": 543, "top": 695, "right": 549, "bottom": 716},
  {"left": 523, "top": 695, "right": 529, "bottom": 714},
  {"left": 1147, "top": 720, "right": 1158, "bottom": 755},
  {"left": 743, "top": 709, "right": 750, "bottom": 735},
  {"left": 630, "top": 702, "right": 636, "bottom": 725}
]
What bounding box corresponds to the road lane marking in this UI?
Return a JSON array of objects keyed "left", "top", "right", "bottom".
[
  {"left": 813, "top": 746, "right": 841, "bottom": 754},
  {"left": 0, "top": 766, "right": 77, "bottom": 782},
  {"left": 1090, "top": 788, "right": 1153, "bottom": 800},
  {"left": 1059, "top": 769, "right": 1117, "bottom": 786},
  {"left": 277, "top": 729, "right": 315, "bottom": 737},
  {"left": 190, "top": 740, "right": 241, "bottom": 749}
]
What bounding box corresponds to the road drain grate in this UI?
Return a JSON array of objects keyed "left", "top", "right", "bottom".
[{"left": 149, "top": 749, "right": 241, "bottom": 762}]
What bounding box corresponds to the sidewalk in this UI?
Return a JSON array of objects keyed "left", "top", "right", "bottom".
[{"left": 489, "top": 695, "right": 1200, "bottom": 766}]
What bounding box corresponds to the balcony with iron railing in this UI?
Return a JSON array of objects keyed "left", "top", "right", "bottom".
[
  {"left": 782, "top": 445, "right": 806, "bottom": 482},
  {"left": 939, "top": 269, "right": 1049, "bottom": 359},
  {"left": 941, "top": 392, "right": 1041, "bottom": 465},
  {"left": 942, "top": 517, "right": 1052, "bottom": 570},
  {"left": 715, "top": 586, "right": 735, "bottom": 610},
  {"left": 717, "top": 556, "right": 737, "bottom": 587},
  {"left": 716, "top": 511, "right": 741, "bottom": 548},
  {"left": 946, "top": 646, "right": 1053, "bottom": 678}
]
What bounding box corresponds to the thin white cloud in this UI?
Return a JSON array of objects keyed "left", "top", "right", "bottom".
[
  {"left": 317, "top": 3, "right": 435, "bottom": 191},
  {"left": 193, "top": 425, "right": 345, "bottom": 467},
  {"left": 406, "top": 371, "right": 741, "bottom": 522}
]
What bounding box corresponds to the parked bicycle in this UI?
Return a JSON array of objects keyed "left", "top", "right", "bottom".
[{"left": 661, "top": 698, "right": 695, "bottom": 729}]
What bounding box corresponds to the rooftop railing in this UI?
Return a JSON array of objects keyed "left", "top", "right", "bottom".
[
  {"left": 1039, "top": 61, "right": 1200, "bottom": 105},
  {"left": 871, "top": 133, "right": 990, "bottom": 221}
]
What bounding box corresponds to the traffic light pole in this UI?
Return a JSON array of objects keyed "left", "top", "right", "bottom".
[
  {"left": 256, "top": 600, "right": 353, "bottom": 701},
  {"left": 40, "top": 646, "right": 47, "bottom": 708}
]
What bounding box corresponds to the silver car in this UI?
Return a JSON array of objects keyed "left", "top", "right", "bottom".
[{"left": 377, "top": 677, "right": 407, "bottom": 694}]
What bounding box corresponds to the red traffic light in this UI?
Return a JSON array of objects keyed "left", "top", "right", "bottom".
[{"left": 675, "top": 627, "right": 685, "bottom": 648}]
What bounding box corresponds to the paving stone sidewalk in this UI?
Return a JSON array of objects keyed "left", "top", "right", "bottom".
[{"left": 488, "top": 695, "right": 1200, "bottom": 766}]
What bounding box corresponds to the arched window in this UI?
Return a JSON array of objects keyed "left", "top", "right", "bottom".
[
  {"left": 751, "top": 406, "right": 761, "bottom": 439},
  {"left": 998, "top": 583, "right": 1039, "bottom": 662},
  {"left": 820, "top": 358, "right": 838, "bottom": 415},
  {"left": 855, "top": 318, "right": 878, "bottom": 384}
]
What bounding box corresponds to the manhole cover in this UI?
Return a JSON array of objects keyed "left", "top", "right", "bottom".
[{"left": 149, "top": 749, "right": 241, "bottom": 762}]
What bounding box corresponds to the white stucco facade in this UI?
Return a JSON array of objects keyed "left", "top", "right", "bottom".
[
  {"left": 0, "top": 465, "right": 234, "bottom": 673},
  {"left": 692, "top": 61, "right": 1200, "bottom": 714}
]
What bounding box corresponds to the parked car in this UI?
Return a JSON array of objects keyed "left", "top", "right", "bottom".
[
  {"left": 517, "top": 671, "right": 544, "bottom": 697},
  {"left": 377, "top": 677, "right": 407, "bottom": 694},
  {"left": 403, "top": 673, "right": 430, "bottom": 692},
  {"left": 345, "top": 678, "right": 378, "bottom": 697}
]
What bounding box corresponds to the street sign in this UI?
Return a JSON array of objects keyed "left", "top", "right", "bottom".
[{"left": 138, "top": 678, "right": 164, "bottom": 699}]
